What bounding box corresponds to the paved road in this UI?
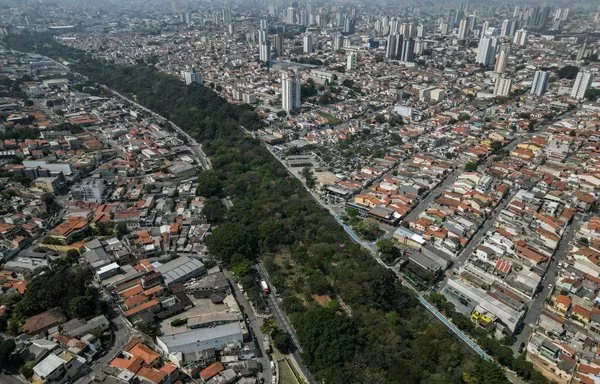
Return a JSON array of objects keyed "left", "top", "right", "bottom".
[
  {"left": 222, "top": 270, "right": 273, "bottom": 384},
  {"left": 511, "top": 213, "right": 583, "bottom": 354},
  {"left": 73, "top": 307, "right": 133, "bottom": 384},
  {"left": 403, "top": 168, "right": 461, "bottom": 223},
  {"left": 256, "top": 264, "right": 315, "bottom": 384}
]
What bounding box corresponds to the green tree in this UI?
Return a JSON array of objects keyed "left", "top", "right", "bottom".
[
  {"left": 301, "top": 167, "right": 315, "bottom": 188},
  {"left": 136, "top": 322, "right": 161, "bottom": 338},
  {"left": 465, "top": 162, "right": 478, "bottom": 172},
  {"left": 115, "top": 222, "right": 129, "bottom": 238},
  {"left": 65, "top": 249, "right": 80, "bottom": 264},
  {"left": 0, "top": 339, "right": 17, "bottom": 369},
  {"left": 202, "top": 197, "right": 226, "bottom": 224},
  {"left": 271, "top": 327, "right": 292, "bottom": 353},
  {"left": 557, "top": 65, "right": 579, "bottom": 79},
  {"left": 377, "top": 239, "right": 401, "bottom": 264},
  {"left": 69, "top": 295, "right": 95, "bottom": 319},
  {"left": 197, "top": 170, "right": 223, "bottom": 197},
  {"left": 20, "top": 361, "right": 35, "bottom": 378}
]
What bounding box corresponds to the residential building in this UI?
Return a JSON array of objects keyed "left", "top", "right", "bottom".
[
  {"left": 494, "top": 76, "right": 512, "bottom": 97},
  {"left": 303, "top": 34, "right": 313, "bottom": 54},
  {"left": 530, "top": 70, "right": 550, "bottom": 96},
  {"left": 346, "top": 52, "right": 357, "bottom": 70},
  {"left": 259, "top": 41, "right": 270, "bottom": 63},
  {"left": 400, "top": 38, "right": 415, "bottom": 63},
  {"left": 571, "top": 70, "right": 594, "bottom": 100},
  {"left": 273, "top": 35, "right": 284, "bottom": 57},
  {"left": 476, "top": 36, "right": 498, "bottom": 66},
  {"left": 333, "top": 35, "right": 344, "bottom": 51},
  {"left": 494, "top": 45, "right": 509, "bottom": 74},
  {"left": 182, "top": 67, "right": 203, "bottom": 86},
  {"left": 513, "top": 29, "right": 528, "bottom": 46},
  {"left": 458, "top": 18, "right": 468, "bottom": 39},
  {"left": 281, "top": 72, "right": 301, "bottom": 112}
]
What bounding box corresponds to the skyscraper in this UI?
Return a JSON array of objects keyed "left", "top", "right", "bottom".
[
  {"left": 458, "top": 18, "right": 468, "bottom": 39},
  {"left": 400, "top": 38, "right": 415, "bottom": 62},
  {"left": 494, "top": 45, "right": 509, "bottom": 73},
  {"left": 343, "top": 17, "right": 355, "bottom": 34},
  {"left": 222, "top": 7, "right": 232, "bottom": 24},
  {"left": 282, "top": 72, "right": 301, "bottom": 111},
  {"left": 476, "top": 36, "right": 498, "bottom": 66},
  {"left": 259, "top": 42, "right": 270, "bottom": 63},
  {"left": 513, "top": 29, "right": 528, "bottom": 46},
  {"left": 285, "top": 7, "right": 296, "bottom": 24},
  {"left": 480, "top": 21, "right": 489, "bottom": 39},
  {"left": 258, "top": 30, "right": 267, "bottom": 44},
  {"left": 274, "top": 35, "right": 284, "bottom": 57},
  {"left": 386, "top": 34, "right": 402, "bottom": 59},
  {"left": 501, "top": 19, "right": 517, "bottom": 37},
  {"left": 494, "top": 76, "right": 512, "bottom": 97},
  {"left": 346, "top": 52, "right": 357, "bottom": 70},
  {"left": 530, "top": 70, "right": 549, "bottom": 96},
  {"left": 183, "top": 67, "right": 203, "bottom": 85},
  {"left": 571, "top": 71, "right": 594, "bottom": 100},
  {"left": 260, "top": 18, "right": 268, "bottom": 31},
  {"left": 334, "top": 35, "right": 344, "bottom": 51},
  {"left": 416, "top": 24, "right": 424, "bottom": 38},
  {"left": 303, "top": 34, "right": 313, "bottom": 53},
  {"left": 300, "top": 8, "right": 308, "bottom": 26}
]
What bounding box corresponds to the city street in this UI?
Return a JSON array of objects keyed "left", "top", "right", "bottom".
[
  {"left": 222, "top": 270, "right": 273, "bottom": 384},
  {"left": 256, "top": 264, "right": 315, "bottom": 384},
  {"left": 511, "top": 213, "right": 584, "bottom": 354}
]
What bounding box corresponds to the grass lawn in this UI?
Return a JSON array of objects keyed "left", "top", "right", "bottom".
[
  {"left": 317, "top": 111, "right": 342, "bottom": 125},
  {"left": 278, "top": 358, "right": 300, "bottom": 384}
]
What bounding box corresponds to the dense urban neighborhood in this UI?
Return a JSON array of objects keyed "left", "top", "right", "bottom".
[{"left": 0, "top": 0, "right": 600, "bottom": 383}]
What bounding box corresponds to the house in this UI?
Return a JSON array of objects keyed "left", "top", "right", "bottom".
[
  {"left": 572, "top": 305, "right": 591, "bottom": 324},
  {"left": 22, "top": 308, "right": 67, "bottom": 335},
  {"left": 553, "top": 295, "right": 571, "bottom": 314},
  {"left": 200, "top": 362, "right": 225, "bottom": 382},
  {"left": 32, "top": 352, "right": 78, "bottom": 384}
]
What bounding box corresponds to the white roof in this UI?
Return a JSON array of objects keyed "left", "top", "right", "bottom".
[
  {"left": 96, "top": 262, "right": 119, "bottom": 275},
  {"left": 34, "top": 354, "right": 64, "bottom": 378}
]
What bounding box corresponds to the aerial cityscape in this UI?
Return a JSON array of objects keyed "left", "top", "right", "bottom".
[{"left": 0, "top": 0, "right": 599, "bottom": 383}]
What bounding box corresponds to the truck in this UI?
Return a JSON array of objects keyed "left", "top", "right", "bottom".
[{"left": 260, "top": 280, "right": 270, "bottom": 294}]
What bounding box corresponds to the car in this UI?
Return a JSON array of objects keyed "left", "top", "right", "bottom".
[
  {"left": 259, "top": 379, "right": 265, "bottom": 384},
  {"left": 548, "top": 284, "right": 553, "bottom": 290},
  {"left": 518, "top": 342, "right": 525, "bottom": 353}
]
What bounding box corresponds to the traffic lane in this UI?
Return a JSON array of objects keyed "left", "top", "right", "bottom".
[
  {"left": 511, "top": 214, "right": 583, "bottom": 353},
  {"left": 223, "top": 270, "right": 273, "bottom": 384}
]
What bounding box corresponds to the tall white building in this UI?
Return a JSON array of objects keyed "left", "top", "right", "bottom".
[
  {"left": 480, "top": 21, "right": 489, "bottom": 39},
  {"left": 530, "top": 70, "right": 549, "bottom": 96},
  {"left": 346, "top": 52, "right": 357, "bottom": 70},
  {"left": 571, "top": 70, "right": 594, "bottom": 100},
  {"left": 333, "top": 35, "right": 344, "bottom": 51},
  {"left": 183, "top": 67, "right": 203, "bottom": 85},
  {"left": 513, "top": 29, "right": 528, "bottom": 46},
  {"left": 458, "top": 18, "right": 468, "bottom": 39},
  {"left": 281, "top": 72, "right": 301, "bottom": 112},
  {"left": 494, "top": 76, "right": 512, "bottom": 97},
  {"left": 476, "top": 36, "right": 498, "bottom": 66},
  {"left": 259, "top": 42, "right": 270, "bottom": 63},
  {"left": 303, "top": 34, "right": 313, "bottom": 53}
]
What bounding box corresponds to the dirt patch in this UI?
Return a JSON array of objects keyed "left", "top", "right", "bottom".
[
  {"left": 312, "top": 294, "right": 332, "bottom": 305},
  {"left": 314, "top": 170, "right": 338, "bottom": 186}
]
